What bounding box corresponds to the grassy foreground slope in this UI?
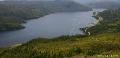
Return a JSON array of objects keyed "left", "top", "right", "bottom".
[{"left": 0, "top": 33, "right": 120, "bottom": 58}]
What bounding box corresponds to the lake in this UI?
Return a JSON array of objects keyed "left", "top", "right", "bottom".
[{"left": 0, "top": 9, "right": 105, "bottom": 47}]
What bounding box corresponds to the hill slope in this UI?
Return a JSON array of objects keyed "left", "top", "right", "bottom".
[{"left": 0, "top": 33, "right": 120, "bottom": 58}]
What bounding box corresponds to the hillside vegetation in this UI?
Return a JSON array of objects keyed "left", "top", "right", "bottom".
[
  {"left": 0, "top": 33, "right": 120, "bottom": 58},
  {"left": 87, "top": 8, "right": 120, "bottom": 34}
]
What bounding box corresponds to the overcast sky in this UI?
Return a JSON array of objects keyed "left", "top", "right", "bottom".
[
  {"left": 0, "top": 0, "right": 119, "bottom": 4},
  {"left": 74, "top": 0, "right": 119, "bottom": 4}
]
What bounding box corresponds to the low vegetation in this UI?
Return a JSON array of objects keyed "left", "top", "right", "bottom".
[{"left": 0, "top": 33, "right": 120, "bottom": 58}]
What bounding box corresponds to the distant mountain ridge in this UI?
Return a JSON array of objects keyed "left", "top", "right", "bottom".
[
  {"left": 3, "top": 0, "right": 72, "bottom": 1},
  {"left": 88, "top": 1, "right": 120, "bottom": 9}
]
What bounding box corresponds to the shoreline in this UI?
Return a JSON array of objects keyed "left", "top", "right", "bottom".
[
  {"left": 0, "top": 10, "right": 93, "bottom": 32},
  {"left": 0, "top": 9, "right": 105, "bottom": 48}
]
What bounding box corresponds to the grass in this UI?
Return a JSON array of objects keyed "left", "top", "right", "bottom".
[{"left": 0, "top": 32, "right": 120, "bottom": 58}]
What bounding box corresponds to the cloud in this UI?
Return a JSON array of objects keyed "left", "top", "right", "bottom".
[
  {"left": 1, "top": 0, "right": 119, "bottom": 3},
  {"left": 73, "top": 0, "right": 119, "bottom": 4}
]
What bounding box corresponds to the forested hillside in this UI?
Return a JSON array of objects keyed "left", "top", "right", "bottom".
[
  {"left": 0, "top": 1, "right": 92, "bottom": 31},
  {"left": 87, "top": 8, "right": 120, "bottom": 34}
]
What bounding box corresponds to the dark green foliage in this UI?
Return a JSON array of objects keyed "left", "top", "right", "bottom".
[
  {"left": 0, "top": 16, "right": 25, "bottom": 31},
  {"left": 87, "top": 9, "right": 120, "bottom": 34}
]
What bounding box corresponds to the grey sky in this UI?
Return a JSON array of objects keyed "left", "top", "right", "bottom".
[
  {"left": 74, "top": 0, "right": 119, "bottom": 4},
  {"left": 0, "top": 0, "right": 119, "bottom": 4}
]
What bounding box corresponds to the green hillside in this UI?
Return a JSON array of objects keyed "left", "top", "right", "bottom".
[
  {"left": 87, "top": 8, "right": 120, "bottom": 34},
  {"left": 0, "top": 33, "right": 120, "bottom": 58}
]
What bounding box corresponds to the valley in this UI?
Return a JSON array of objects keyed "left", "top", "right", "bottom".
[{"left": 0, "top": 0, "right": 120, "bottom": 58}]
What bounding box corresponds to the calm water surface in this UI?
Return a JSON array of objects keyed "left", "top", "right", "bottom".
[{"left": 0, "top": 9, "right": 105, "bottom": 47}]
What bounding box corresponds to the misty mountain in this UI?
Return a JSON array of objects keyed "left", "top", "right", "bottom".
[
  {"left": 1, "top": 1, "right": 92, "bottom": 12},
  {"left": 88, "top": 1, "right": 120, "bottom": 9}
]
